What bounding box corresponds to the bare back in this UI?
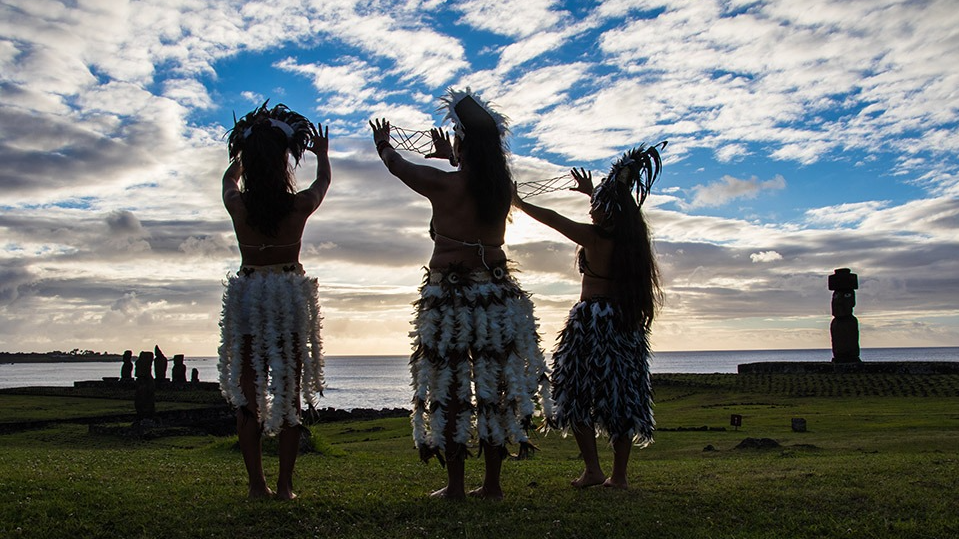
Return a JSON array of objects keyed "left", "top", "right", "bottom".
[
  {"left": 226, "top": 195, "right": 316, "bottom": 266},
  {"left": 375, "top": 144, "right": 507, "bottom": 270},
  {"left": 221, "top": 142, "right": 331, "bottom": 267},
  {"left": 427, "top": 170, "right": 507, "bottom": 269}
]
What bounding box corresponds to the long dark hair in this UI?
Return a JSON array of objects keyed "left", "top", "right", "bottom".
[
  {"left": 227, "top": 102, "right": 314, "bottom": 237},
  {"left": 238, "top": 125, "right": 296, "bottom": 237},
  {"left": 458, "top": 125, "right": 512, "bottom": 224},
  {"left": 607, "top": 182, "right": 662, "bottom": 331}
]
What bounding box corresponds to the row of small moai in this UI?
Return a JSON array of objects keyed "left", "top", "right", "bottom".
[
  {"left": 120, "top": 345, "right": 200, "bottom": 384},
  {"left": 124, "top": 345, "right": 202, "bottom": 421}
]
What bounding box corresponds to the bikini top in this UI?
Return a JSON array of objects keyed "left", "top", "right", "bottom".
[{"left": 577, "top": 249, "right": 613, "bottom": 280}]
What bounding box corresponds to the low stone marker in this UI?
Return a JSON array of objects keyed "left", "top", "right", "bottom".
[{"left": 792, "top": 418, "right": 807, "bottom": 432}]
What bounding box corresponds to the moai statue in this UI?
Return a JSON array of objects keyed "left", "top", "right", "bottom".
[
  {"left": 134, "top": 350, "right": 154, "bottom": 379},
  {"left": 120, "top": 350, "right": 134, "bottom": 380},
  {"left": 153, "top": 345, "right": 168, "bottom": 381},
  {"left": 191, "top": 368, "right": 200, "bottom": 384},
  {"left": 171, "top": 354, "right": 187, "bottom": 384},
  {"left": 828, "top": 268, "right": 861, "bottom": 363},
  {"left": 134, "top": 351, "right": 156, "bottom": 420}
]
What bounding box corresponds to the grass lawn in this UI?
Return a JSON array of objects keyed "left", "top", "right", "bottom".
[{"left": 1, "top": 374, "right": 957, "bottom": 538}]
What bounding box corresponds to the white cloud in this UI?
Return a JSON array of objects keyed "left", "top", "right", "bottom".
[
  {"left": 240, "top": 91, "right": 264, "bottom": 104},
  {"left": 162, "top": 78, "right": 214, "bottom": 110},
  {"left": 455, "top": 0, "right": 568, "bottom": 38},
  {"left": 805, "top": 201, "right": 888, "bottom": 227},
  {"left": 688, "top": 174, "right": 786, "bottom": 208},
  {"left": 585, "top": 0, "right": 959, "bottom": 171},
  {"left": 488, "top": 63, "right": 590, "bottom": 126},
  {"left": 324, "top": 11, "right": 467, "bottom": 87},
  {"left": 750, "top": 250, "right": 782, "bottom": 263},
  {"left": 715, "top": 143, "right": 748, "bottom": 162},
  {"left": 276, "top": 56, "right": 381, "bottom": 115}
]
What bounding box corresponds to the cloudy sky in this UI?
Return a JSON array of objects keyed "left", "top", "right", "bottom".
[{"left": 2, "top": 0, "right": 957, "bottom": 357}]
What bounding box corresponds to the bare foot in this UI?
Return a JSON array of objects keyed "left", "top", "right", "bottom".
[
  {"left": 468, "top": 487, "right": 504, "bottom": 501},
  {"left": 248, "top": 486, "right": 274, "bottom": 499},
  {"left": 275, "top": 489, "right": 297, "bottom": 500},
  {"left": 571, "top": 470, "right": 606, "bottom": 488},
  {"left": 602, "top": 478, "right": 629, "bottom": 490},
  {"left": 430, "top": 486, "right": 466, "bottom": 500}
]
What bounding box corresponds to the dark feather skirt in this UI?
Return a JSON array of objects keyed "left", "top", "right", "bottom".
[
  {"left": 409, "top": 264, "right": 551, "bottom": 463},
  {"left": 550, "top": 298, "right": 654, "bottom": 446}
]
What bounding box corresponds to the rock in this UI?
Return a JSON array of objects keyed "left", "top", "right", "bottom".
[{"left": 734, "top": 437, "right": 781, "bottom": 450}]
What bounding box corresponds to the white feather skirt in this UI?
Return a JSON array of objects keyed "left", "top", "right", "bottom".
[
  {"left": 550, "top": 298, "right": 654, "bottom": 447},
  {"left": 410, "top": 264, "right": 551, "bottom": 461},
  {"left": 217, "top": 265, "right": 324, "bottom": 436}
]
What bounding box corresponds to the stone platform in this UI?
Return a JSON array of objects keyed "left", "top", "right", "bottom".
[
  {"left": 737, "top": 361, "right": 959, "bottom": 375},
  {"left": 73, "top": 378, "right": 219, "bottom": 391}
]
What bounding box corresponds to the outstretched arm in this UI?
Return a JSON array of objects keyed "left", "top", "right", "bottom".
[
  {"left": 512, "top": 185, "right": 599, "bottom": 249},
  {"left": 297, "top": 123, "right": 331, "bottom": 213},
  {"left": 370, "top": 118, "right": 449, "bottom": 198}
]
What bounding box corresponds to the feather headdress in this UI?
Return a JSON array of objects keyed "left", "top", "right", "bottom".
[
  {"left": 227, "top": 100, "right": 315, "bottom": 166},
  {"left": 591, "top": 141, "right": 667, "bottom": 226},
  {"left": 438, "top": 87, "right": 509, "bottom": 144}
]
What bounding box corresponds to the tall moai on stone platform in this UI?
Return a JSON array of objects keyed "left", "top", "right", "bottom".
[
  {"left": 171, "top": 354, "right": 187, "bottom": 384},
  {"left": 154, "top": 345, "right": 169, "bottom": 382},
  {"left": 828, "top": 268, "right": 861, "bottom": 363},
  {"left": 134, "top": 351, "right": 156, "bottom": 420}
]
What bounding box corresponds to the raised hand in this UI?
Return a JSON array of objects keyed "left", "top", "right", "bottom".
[
  {"left": 570, "top": 167, "right": 593, "bottom": 196},
  {"left": 510, "top": 181, "right": 524, "bottom": 208},
  {"left": 369, "top": 118, "right": 392, "bottom": 147},
  {"left": 308, "top": 123, "right": 329, "bottom": 156},
  {"left": 425, "top": 128, "right": 457, "bottom": 167}
]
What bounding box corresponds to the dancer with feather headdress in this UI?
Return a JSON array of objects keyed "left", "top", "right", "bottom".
[
  {"left": 218, "top": 101, "right": 330, "bottom": 500},
  {"left": 513, "top": 143, "right": 666, "bottom": 489},
  {"left": 370, "top": 88, "right": 550, "bottom": 500}
]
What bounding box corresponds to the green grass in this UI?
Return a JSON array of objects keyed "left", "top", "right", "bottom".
[
  {"left": 2, "top": 375, "right": 958, "bottom": 538},
  {"left": 0, "top": 395, "right": 215, "bottom": 425}
]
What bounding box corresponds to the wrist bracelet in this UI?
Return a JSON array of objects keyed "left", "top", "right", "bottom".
[{"left": 376, "top": 140, "right": 393, "bottom": 155}]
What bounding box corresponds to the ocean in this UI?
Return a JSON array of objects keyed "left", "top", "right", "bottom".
[{"left": 1, "top": 347, "right": 957, "bottom": 410}]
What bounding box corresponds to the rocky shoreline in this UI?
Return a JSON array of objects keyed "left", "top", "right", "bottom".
[{"left": 0, "top": 352, "right": 124, "bottom": 363}]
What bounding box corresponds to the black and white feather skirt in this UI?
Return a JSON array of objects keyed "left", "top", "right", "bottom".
[
  {"left": 218, "top": 265, "right": 324, "bottom": 436},
  {"left": 410, "top": 264, "right": 551, "bottom": 462},
  {"left": 550, "top": 298, "right": 654, "bottom": 446}
]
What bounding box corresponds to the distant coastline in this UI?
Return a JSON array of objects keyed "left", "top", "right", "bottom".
[{"left": 0, "top": 352, "right": 124, "bottom": 363}]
